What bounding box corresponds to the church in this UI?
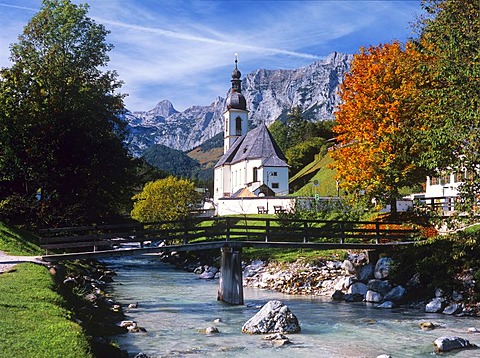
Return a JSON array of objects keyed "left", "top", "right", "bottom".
[{"left": 213, "top": 56, "right": 289, "bottom": 205}]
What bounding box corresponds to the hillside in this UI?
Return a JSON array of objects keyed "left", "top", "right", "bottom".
[
  {"left": 291, "top": 153, "right": 338, "bottom": 197},
  {"left": 142, "top": 144, "right": 201, "bottom": 178}
]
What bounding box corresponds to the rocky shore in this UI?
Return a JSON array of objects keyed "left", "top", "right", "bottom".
[
  {"left": 48, "top": 259, "right": 130, "bottom": 357},
  {"left": 241, "top": 252, "right": 480, "bottom": 317}
]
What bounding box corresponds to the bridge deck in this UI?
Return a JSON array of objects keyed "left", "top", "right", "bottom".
[{"left": 41, "top": 239, "right": 418, "bottom": 262}]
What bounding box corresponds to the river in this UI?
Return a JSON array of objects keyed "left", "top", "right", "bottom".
[{"left": 104, "top": 256, "right": 480, "bottom": 358}]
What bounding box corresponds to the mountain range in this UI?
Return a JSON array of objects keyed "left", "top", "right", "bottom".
[{"left": 123, "top": 51, "right": 353, "bottom": 157}]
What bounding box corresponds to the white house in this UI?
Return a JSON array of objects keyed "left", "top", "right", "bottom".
[{"left": 213, "top": 56, "right": 289, "bottom": 206}]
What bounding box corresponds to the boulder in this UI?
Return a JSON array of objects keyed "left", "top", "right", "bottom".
[
  {"left": 342, "top": 260, "right": 356, "bottom": 275},
  {"left": 332, "top": 290, "right": 345, "bottom": 301},
  {"left": 420, "top": 321, "right": 436, "bottom": 330},
  {"left": 443, "top": 303, "right": 463, "bottom": 315},
  {"left": 242, "top": 300, "right": 301, "bottom": 334},
  {"left": 263, "top": 333, "right": 292, "bottom": 346},
  {"left": 199, "top": 271, "right": 216, "bottom": 279},
  {"left": 377, "top": 301, "right": 394, "bottom": 309},
  {"left": 383, "top": 285, "right": 406, "bottom": 302},
  {"left": 334, "top": 276, "right": 354, "bottom": 291},
  {"left": 374, "top": 257, "right": 392, "bottom": 279},
  {"left": 433, "top": 336, "right": 475, "bottom": 352},
  {"left": 357, "top": 263, "right": 374, "bottom": 282},
  {"left": 348, "top": 282, "right": 368, "bottom": 296},
  {"left": 203, "top": 326, "right": 219, "bottom": 334},
  {"left": 425, "top": 297, "right": 447, "bottom": 313},
  {"left": 365, "top": 290, "right": 383, "bottom": 303},
  {"left": 243, "top": 260, "right": 265, "bottom": 277},
  {"left": 467, "top": 327, "right": 479, "bottom": 333}
]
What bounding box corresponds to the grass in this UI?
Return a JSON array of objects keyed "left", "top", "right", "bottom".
[
  {"left": 0, "top": 221, "right": 43, "bottom": 256},
  {"left": 0, "top": 263, "right": 92, "bottom": 358}
]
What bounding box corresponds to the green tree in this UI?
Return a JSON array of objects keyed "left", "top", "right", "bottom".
[
  {"left": 131, "top": 176, "right": 201, "bottom": 223},
  {"left": 415, "top": 0, "right": 480, "bottom": 214},
  {"left": 0, "top": 0, "right": 135, "bottom": 225},
  {"left": 286, "top": 137, "right": 327, "bottom": 176}
]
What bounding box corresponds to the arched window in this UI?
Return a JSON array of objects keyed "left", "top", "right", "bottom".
[
  {"left": 253, "top": 167, "right": 258, "bottom": 182},
  {"left": 235, "top": 116, "right": 242, "bottom": 135}
]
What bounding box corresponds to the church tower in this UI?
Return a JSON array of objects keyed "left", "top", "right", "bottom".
[{"left": 223, "top": 54, "right": 248, "bottom": 153}]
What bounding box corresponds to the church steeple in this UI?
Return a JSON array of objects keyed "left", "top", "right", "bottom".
[
  {"left": 223, "top": 54, "right": 248, "bottom": 153},
  {"left": 226, "top": 53, "right": 246, "bottom": 111}
]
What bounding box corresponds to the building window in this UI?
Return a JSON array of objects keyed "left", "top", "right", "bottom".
[
  {"left": 253, "top": 167, "right": 258, "bottom": 182},
  {"left": 440, "top": 173, "right": 450, "bottom": 185},
  {"left": 235, "top": 116, "right": 242, "bottom": 135},
  {"left": 272, "top": 183, "right": 279, "bottom": 189},
  {"left": 270, "top": 171, "right": 278, "bottom": 176}
]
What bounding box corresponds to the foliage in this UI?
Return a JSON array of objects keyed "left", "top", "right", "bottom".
[
  {"left": 269, "top": 107, "right": 334, "bottom": 154},
  {"left": 414, "top": 0, "right": 480, "bottom": 217},
  {"left": 131, "top": 176, "right": 202, "bottom": 223},
  {"left": 0, "top": 263, "right": 92, "bottom": 357},
  {"left": 391, "top": 228, "right": 480, "bottom": 301},
  {"left": 277, "top": 196, "right": 370, "bottom": 223},
  {"left": 331, "top": 41, "right": 430, "bottom": 212},
  {"left": 286, "top": 137, "right": 327, "bottom": 176},
  {"left": 0, "top": 0, "right": 136, "bottom": 226},
  {"left": 142, "top": 144, "right": 201, "bottom": 178}
]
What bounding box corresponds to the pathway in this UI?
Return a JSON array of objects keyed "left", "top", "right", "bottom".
[{"left": 0, "top": 250, "right": 46, "bottom": 273}]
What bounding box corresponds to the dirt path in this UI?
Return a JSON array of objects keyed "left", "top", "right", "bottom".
[{"left": 0, "top": 250, "right": 46, "bottom": 273}]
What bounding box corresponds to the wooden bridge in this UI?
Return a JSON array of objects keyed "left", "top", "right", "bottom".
[{"left": 38, "top": 217, "right": 421, "bottom": 305}]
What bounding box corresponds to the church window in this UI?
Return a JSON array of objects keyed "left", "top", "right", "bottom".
[
  {"left": 235, "top": 116, "right": 242, "bottom": 135},
  {"left": 253, "top": 167, "right": 258, "bottom": 182}
]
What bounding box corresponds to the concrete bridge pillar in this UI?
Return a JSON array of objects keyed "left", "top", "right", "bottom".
[{"left": 217, "top": 246, "right": 244, "bottom": 305}]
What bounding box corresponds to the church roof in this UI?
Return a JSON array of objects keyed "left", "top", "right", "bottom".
[{"left": 215, "top": 125, "right": 288, "bottom": 168}]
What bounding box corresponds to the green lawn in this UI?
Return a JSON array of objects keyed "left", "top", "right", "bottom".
[
  {"left": 0, "top": 221, "right": 43, "bottom": 256},
  {"left": 0, "top": 263, "right": 92, "bottom": 358},
  {"left": 0, "top": 222, "right": 93, "bottom": 357}
]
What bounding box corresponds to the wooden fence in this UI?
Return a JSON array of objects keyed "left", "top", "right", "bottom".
[{"left": 38, "top": 217, "right": 420, "bottom": 254}]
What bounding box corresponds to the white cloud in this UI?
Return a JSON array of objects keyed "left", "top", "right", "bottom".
[{"left": 0, "top": 0, "right": 422, "bottom": 111}]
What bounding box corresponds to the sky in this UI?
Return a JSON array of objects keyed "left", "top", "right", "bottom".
[{"left": 0, "top": 0, "right": 422, "bottom": 112}]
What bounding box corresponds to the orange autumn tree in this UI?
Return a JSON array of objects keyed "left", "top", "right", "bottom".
[{"left": 331, "top": 41, "right": 429, "bottom": 213}]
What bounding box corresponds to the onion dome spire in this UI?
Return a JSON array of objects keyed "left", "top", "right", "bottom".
[{"left": 226, "top": 53, "right": 246, "bottom": 110}]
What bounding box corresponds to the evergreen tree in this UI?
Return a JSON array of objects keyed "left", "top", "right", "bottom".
[{"left": 0, "top": 0, "right": 135, "bottom": 225}]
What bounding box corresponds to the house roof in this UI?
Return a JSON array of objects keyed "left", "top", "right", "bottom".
[{"left": 215, "top": 125, "right": 288, "bottom": 168}]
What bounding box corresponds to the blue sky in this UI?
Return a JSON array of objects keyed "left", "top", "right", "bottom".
[{"left": 0, "top": 0, "right": 421, "bottom": 112}]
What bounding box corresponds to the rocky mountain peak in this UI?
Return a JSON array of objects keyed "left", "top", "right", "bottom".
[{"left": 125, "top": 52, "right": 352, "bottom": 156}]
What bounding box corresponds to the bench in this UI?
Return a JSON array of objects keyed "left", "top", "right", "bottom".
[
  {"left": 257, "top": 206, "right": 268, "bottom": 214},
  {"left": 273, "top": 205, "right": 287, "bottom": 214}
]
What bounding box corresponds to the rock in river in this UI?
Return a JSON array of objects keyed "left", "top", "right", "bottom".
[
  {"left": 242, "top": 300, "right": 301, "bottom": 334},
  {"left": 433, "top": 336, "right": 476, "bottom": 352}
]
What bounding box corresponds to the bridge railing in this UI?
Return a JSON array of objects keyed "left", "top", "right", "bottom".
[{"left": 38, "top": 217, "right": 420, "bottom": 254}]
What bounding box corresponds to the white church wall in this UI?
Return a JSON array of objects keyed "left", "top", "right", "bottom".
[{"left": 263, "top": 167, "right": 289, "bottom": 195}]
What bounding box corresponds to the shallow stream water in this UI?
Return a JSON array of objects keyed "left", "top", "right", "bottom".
[{"left": 104, "top": 256, "right": 480, "bottom": 358}]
